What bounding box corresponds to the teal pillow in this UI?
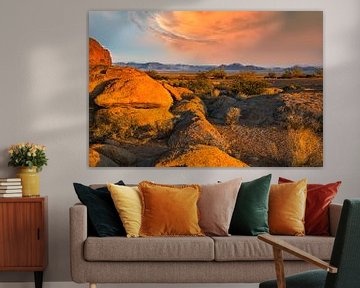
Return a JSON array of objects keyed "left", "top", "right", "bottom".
[{"left": 229, "top": 174, "right": 272, "bottom": 236}]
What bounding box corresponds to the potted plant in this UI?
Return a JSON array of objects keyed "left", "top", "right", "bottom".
[{"left": 8, "top": 143, "right": 48, "bottom": 197}]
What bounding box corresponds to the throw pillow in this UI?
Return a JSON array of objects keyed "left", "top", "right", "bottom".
[
  {"left": 107, "top": 183, "right": 142, "bottom": 238},
  {"left": 229, "top": 174, "right": 272, "bottom": 236},
  {"left": 198, "top": 178, "right": 242, "bottom": 236},
  {"left": 73, "top": 181, "right": 126, "bottom": 237},
  {"left": 138, "top": 181, "right": 203, "bottom": 237},
  {"left": 279, "top": 177, "right": 341, "bottom": 236},
  {"left": 269, "top": 179, "right": 307, "bottom": 236}
]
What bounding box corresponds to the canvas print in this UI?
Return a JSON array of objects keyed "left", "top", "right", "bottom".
[{"left": 89, "top": 11, "right": 323, "bottom": 167}]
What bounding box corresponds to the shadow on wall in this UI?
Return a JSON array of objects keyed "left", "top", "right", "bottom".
[
  {"left": 0, "top": 0, "right": 87, "bottom": 283},
  {"left": 0, "top": 0, "right": 191, "bottom": 283}
]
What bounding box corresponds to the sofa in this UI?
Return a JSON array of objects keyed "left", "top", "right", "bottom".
[{"left": 70, "top": 201, "right": 342, "bottom": 287}]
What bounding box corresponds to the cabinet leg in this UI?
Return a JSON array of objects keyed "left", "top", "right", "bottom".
[{"left": 34, "top": 271, "right": 43, "bottom": 288}]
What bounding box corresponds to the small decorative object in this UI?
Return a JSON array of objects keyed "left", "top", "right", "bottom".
[{"left": 8, "top": 143, "right": 48, "bottom": 197}]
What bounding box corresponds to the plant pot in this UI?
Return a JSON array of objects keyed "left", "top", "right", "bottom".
[{"left": 16, "top": 167, "right": 40, "bottom": 197}]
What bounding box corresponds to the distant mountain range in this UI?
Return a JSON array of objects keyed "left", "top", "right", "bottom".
[{"left": 115, "top": 62, "right": 321, "bottom": 74}]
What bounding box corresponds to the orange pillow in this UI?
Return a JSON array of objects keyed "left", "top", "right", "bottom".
[
  {"left": 138, "top": 181, "right": 204, "bottom": 237},
  {"left": 269, "top": 179, "right": 307, "bottom": 236}
]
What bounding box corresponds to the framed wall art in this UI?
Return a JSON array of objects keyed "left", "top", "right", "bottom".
[{"left": 89, "top": 11, "right": 323, "bottom": 167}]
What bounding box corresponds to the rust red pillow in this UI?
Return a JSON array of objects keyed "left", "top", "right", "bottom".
[{"left": 278, "top": 177, "right": 341, "bottom": 236}]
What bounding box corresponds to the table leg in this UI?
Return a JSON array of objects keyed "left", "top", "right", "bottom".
[{"left": 34, "top": 271, "right": 43, "bottom": 288}]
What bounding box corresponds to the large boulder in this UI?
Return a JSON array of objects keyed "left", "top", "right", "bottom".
[
  {"left": 168, "top": 111, "right": 228, "bottom": 151},
  {"left": 94, "top": 107, "right": 174, "bottom": 142},
  {"left": 163, "top": 83, "right": 193, "bottom": 101},
  {"left": 207, "top": 96, "right": 238, "bottom": 123},
  {"left": 93, "top": 67, "right": 173, "bottom": 109},
  {"left": 89, "top": 147, "right": 118, "bottom": 167},
  {"left": 91, "top": 144, "right": 136, "bottom": 166},
  {"left": 89, "top": 38, "right": 111, "bottom": 67},
  {"left": 156, "top": 145, "right": 248, "bottom": 167},
  {"left": 171, "top": 96, "right": 207, "bottom": 117}
]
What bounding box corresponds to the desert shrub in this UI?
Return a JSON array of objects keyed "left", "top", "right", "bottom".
[
  {"left": 211, "top": 89, "right": 221, "bottom": 97},
  {"left": 194, "top": 69, "right": 226, "bottom": 80},
  {"left": 314, "top": 68, "right": 323, "bottom": 77},
  {"left": 281, "top": 69, "right": 293, "bottom": 79},
  {"left": 263, "top": 87, "right": 283, "bottom": 95},
  {"left": 187, "top": 76, "right": 214, "bottom": 95},
  {"left": 281, "top": 66, "right": 304, "bottom": 79},
  {"left": 196, "top": 71, "right": 208, "bottom": 79},
  {"left": 282, "top": 84, "right": 302, "bottom": 92},
  {"left": 171, "top": 80, "right": 189, "bottom": 88},
  {"left": 206, "top": 68, "right": 227, "bottom": 79},
  {"left": 225, "top": 107, "right": 241, "bottom": 125},
  {"left": 266, "top": 72, "right": 277, "bottom": 79},
  {"left": 146, "top": 70, "right": 164, "bottom": 80},
  {"left": 231, "top": 72, "right": 269, "bottom": 96},
  {"left": 284, "top": 128, "right": 323, "bottom": 167},
  {"left": 90, "top": 122, "right": 116, "bottom": 143}
]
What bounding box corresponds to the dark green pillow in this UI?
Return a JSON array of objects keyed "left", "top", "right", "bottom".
[
  {"left": 73, "top": 181, "right": 126, "bottom": 237},
  {"left": 229, "top": 174, "right": 272, "bottom": 236}
]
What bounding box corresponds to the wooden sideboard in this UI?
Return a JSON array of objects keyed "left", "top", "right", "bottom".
[{"left": 0, "top": 197, "right": 48, "bottom": 288}]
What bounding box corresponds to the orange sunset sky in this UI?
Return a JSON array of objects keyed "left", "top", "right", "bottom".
[{"left": 89, "top": 11, "right": 323, "bottom": 67}]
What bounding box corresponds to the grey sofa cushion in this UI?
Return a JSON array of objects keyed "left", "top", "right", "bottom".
[
  {"left": 84, "top": 236, "right": 214, "bottom": 261},
  {"left": 212, "top": 236, "right": 334, "bottom": 261}
]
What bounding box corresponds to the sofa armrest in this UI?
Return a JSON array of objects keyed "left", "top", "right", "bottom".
[
  {"left": 329, "top": 203, "right": 342, "bottom": 237},
  {"left": 69, "top": 203, "right": 88, "bottom": 283}
]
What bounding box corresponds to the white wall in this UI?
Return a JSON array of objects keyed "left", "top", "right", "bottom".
[{"left": 0, "top": 0, "right": 359, "bottom": 283}]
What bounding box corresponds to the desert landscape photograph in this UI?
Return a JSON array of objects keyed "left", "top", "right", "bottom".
[{"left": 88, "top": 11, "right": 323, "bottom": 167}]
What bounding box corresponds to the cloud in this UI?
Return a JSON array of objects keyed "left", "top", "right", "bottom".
[
  {"left": 140, "top": 11, "right": 284, "bottom": 64},
  {"left": 126, "top": 11, "right": 322, "bottom": 65},
  {"left": 90, "top": 11, "right": 323, "bottom": 66}
]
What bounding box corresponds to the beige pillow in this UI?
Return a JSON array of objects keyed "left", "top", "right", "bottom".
[{"left": 198, "top": 178, "right": 242, "bottom": 236}]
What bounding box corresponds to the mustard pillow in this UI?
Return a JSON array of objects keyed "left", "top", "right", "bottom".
[
  {"left": 138, "top": 181, "right": 204, "bottom": 237},
  {"left": 269, "top": 179, "right": 307, "bottom": 236},
  {"left": 107, "top": 183, "right": 142, "bottom": 238}
]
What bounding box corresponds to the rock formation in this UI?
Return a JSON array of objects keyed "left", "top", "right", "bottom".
[
  {"left": 171, "top": 96, "right": 207, "bottom": 117},
  {"left": 89, "top": 38, "right": 112, "bottom": 67},
  {"left": 90, "top": 144, "right": 136, "bottom": 166},
  {"left": 89, "top": 147, "right": 118, "bottom": 167},
  {"left": 156, "top": 145, "right": 248, "bottom": 167},
  {"left": 93, "top": 67, "right": 173, "bottom": 109},
  {"left": 94, "top": 107, "right": 174, "bottom": 142},
  {"left": 168, "top": 111, "right": 228, "bottom": 151},
  {"left": 163, "top": 83, "right": 193, "bottom": 101},
  {"left": 207, "top": 96, "right": 238, "bottom": 123},
  {"left": 89, "top": 38, "right": 251, "bottom": 167},
  {"left": 168, "top": 95, "right": 228, "bottom": 152}
]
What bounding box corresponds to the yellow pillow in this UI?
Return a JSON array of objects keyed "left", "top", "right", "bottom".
[
  {"left": 138, "top": 181, "right": 204, "bottom": 237},
  {"left": 269, "top": 179, "right": 307, "bottom": 236},
  {"left": 107, "top": 183, "right": 142, "bottom": 238}
]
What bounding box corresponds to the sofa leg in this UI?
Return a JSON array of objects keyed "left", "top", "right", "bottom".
[{"left": 89, "top": 283, "right": 96, "bottom": 288}]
